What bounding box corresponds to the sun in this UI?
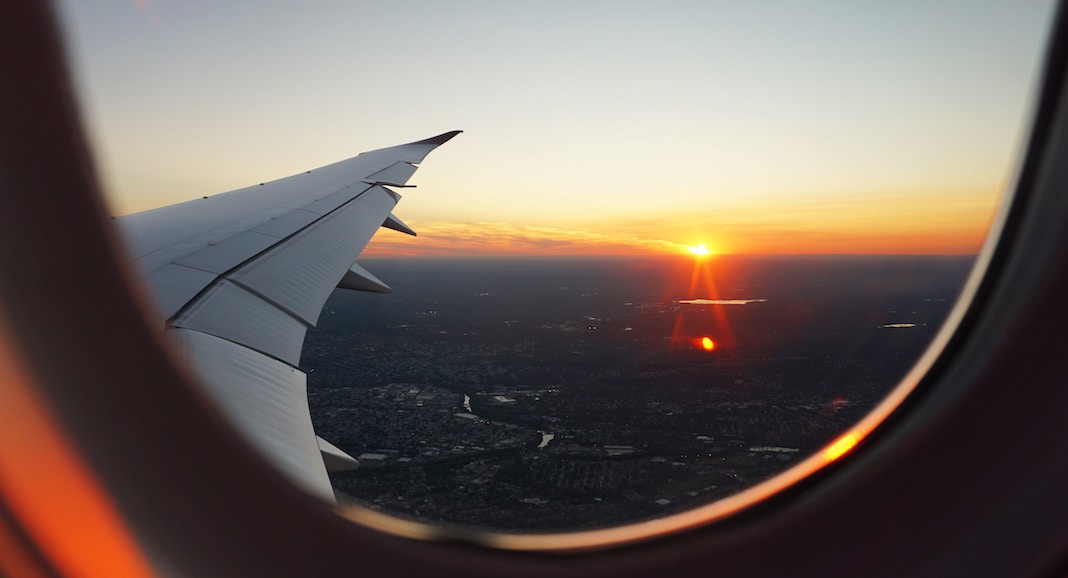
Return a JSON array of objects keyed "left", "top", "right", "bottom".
[{"left": 688, "top": 243, "right": 711, "bottom": 257}]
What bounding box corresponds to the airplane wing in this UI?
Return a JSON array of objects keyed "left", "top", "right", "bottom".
[{"left": 114, "top": 131, "right": 461, "bottom": 502}]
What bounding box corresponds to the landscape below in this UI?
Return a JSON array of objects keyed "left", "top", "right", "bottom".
[{"left": 303, "top": 255, "right": 972, "bottom": 532}]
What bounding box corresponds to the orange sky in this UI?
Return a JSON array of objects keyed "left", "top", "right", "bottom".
[
  {"left": 364, "top": 188, "right": 1000, "bottom": 257},
  {"left": 362, "top": 217, "right": 993, "bottom": 257}
]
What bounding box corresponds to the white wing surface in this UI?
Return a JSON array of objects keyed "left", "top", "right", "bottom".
[{"left": 115, "top": 131, "right": 461, "bottom": 501}]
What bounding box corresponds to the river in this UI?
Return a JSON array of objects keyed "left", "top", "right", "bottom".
[{"left": 538, "top": 433, "right": 555, "bottom": 449}]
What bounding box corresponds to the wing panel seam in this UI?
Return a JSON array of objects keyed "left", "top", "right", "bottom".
[
  {"left": 226, "top": 278, "right": 312, "bottom": 329},
  {"left": 166, "top": 183, "right": 380, "bottom": 326},
  {"left": 170, "top": 326, "right": 303, "bottom": 370}
]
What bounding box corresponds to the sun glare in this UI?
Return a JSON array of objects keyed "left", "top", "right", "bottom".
[{"left": 688, "top": 243, "right": 711, "bottom": 257}]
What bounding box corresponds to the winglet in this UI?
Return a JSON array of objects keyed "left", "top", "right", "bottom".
[
  {"left": 338, "top": 263, "right": 392, "bottom": 294},
  {"left": 406, "top": 130, "right": 462, "bottom": 146}
]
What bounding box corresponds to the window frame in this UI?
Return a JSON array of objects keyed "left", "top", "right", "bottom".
[{"left": 1, "top": 1, "right": 1067, "bottom": 576}]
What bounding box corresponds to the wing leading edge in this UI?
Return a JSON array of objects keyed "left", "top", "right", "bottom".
[{"left": 116, "top": 131, "right": 461, "bottom": 501}]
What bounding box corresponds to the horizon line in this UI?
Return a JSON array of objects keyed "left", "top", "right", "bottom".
[{"left": 359, "top": 252, "right": 980, "bottom": 260}]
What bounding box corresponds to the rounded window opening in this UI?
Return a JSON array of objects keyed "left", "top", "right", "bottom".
[{"left": 55, "top": 0, "right": 1056, "bottom": 544}]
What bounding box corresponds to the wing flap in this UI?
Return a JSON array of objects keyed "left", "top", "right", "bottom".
[
  {"left": 172, "top": 280, "right": 308, "bottom": 366},
  {"left": 169, "top": 328, "right": 333, "bottom": 502},
  {"left": 229, "top": 186, "right": 397, "bottom": 326}
]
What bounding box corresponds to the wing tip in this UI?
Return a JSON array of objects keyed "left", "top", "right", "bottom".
[{"left": 407, "top": 130, "right": 463, "bottom": 146}]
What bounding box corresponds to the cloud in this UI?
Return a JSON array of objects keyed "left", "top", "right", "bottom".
[{"left": 362, "top": 221, "right": 691, "bottom": 257}]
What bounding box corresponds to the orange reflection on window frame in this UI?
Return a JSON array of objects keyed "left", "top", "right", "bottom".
[
  {"left": 823, "top": 431, "right": 862, "bottom": 463},
  {"left": 0, "top": 331, "right": 153, "bottom": 578}
]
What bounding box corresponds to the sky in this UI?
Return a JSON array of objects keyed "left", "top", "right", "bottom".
[{"left": 55, "top": 0, "right": 1056, "bottom": 256}]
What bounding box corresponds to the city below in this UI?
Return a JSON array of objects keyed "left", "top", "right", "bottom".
[{"left": 302, "top": 256, "right": 972, "bottom": 532}]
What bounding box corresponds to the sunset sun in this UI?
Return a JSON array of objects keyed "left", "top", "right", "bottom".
[{"left": 688, "top": 243, "right": 712, "bottom": 257}]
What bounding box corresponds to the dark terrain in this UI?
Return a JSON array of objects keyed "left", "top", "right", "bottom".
[{"left": 303, "top": 255, "right": 973, "bottom": 531}]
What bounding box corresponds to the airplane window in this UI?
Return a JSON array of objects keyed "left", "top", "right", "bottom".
[{"left": 53, "top": 0, "right": 1056, "bottom": 543}]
